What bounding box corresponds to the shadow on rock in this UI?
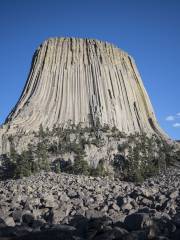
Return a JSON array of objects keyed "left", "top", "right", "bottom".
[{"left": 0, "top": 213, "right": 180, "bottom": 240}]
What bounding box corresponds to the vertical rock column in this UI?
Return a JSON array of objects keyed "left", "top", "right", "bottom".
[{"left": 2, "top": 37, "right": 168, "bottom": 139}]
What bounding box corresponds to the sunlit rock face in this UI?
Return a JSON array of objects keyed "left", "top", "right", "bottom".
[{"left": 0, "top": 37, "right": 168, "bottom": 153}]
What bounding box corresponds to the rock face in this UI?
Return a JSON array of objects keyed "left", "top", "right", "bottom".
[
  {"left": 3, "top": 37, "right": 167, "bottom": 134},
  {"left": 0, "top": 37, "right": 168, "bottom": 153}
]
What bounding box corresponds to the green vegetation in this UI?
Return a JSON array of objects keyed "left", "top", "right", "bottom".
[
  {"left": 71, "top": 154, "right": 89, "bottom": 175},
  {"left": 0, "top": 122, "right": 179, "bottom": 181},
  {"left": 113, "top": 133, "right": 176, "bottom": 182},
  {"left": 1, "top": 144, "right": 36, "bottom": 179},
  {"left": 90, "top": 159, "right": 107, "bottom": 177}
]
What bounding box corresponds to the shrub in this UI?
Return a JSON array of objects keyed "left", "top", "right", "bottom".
[
  {"left": 58, "top": 159, "right": 73, "bottom": 173},
  {"left": 68, "top": 142, "right": 85, "bottom": 155}
]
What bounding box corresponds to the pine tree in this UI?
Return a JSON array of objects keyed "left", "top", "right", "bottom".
[
  {"left": 8, "top": 137, "right": 19, "bottom": 178},
  {"left": 34, "top": 124, "right": 50, "bottom": 171},
  {"left": 14, "top": 150, "right": 32, "bottom": 178},
  {"left": 39, "top": 124, "right": 46, "bottom": 139},
  {"left": 36, "top": 142, "right": 50, "bottom": 171},
  {"left": 73, "top": 154, "right": 89, "bottom": 175},
  {"left": 1, "top": 154, "right": 16, "bottom": 179}
]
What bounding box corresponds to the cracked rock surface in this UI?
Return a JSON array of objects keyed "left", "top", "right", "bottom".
[{"left": 0, "top": 37, "right": 168, "bottom": 154}]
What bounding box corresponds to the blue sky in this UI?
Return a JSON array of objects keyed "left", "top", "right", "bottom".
[{"left": 0, "top": 0, "right": 179, "bottom": 139}]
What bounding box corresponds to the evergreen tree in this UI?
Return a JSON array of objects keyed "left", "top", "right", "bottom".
[
  {"left": 72, "top": 154, "right": 89, "bottom": 175},
  {"left": 0, "top": 154, "right": 16, "bottom": 179},
  {"left": 27, "top": 144, "right": 38, "bottom": 173},
  {"left": 34, "top": 124, "right": 50, "bottom": 171},
  {"left": 14, "top": 150, "right": 32, "bottom": 178},
  {"left": 39, "top": 124, "right": 46, "bottom": 139},
  {"left": 35, "top": 141, "right": 50, "bottom": 171}
]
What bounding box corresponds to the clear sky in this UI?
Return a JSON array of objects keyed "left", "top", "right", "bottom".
[{"left": 0, "top": 0, "right": 179, "bottom": 139}]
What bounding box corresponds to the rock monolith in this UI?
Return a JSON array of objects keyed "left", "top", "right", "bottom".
[{"left": 0, "top": 37, "right": 168, "bottom": 153}]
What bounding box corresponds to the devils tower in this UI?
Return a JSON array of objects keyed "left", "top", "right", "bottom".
[{"left": 0, "top": 37, "right": 168, "bottom": 153}]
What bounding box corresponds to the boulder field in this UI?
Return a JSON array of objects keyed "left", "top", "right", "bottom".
[{"left": 0, "top": 168, "right": 180, "bottom": 239}]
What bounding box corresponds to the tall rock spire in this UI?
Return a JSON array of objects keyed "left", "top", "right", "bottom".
[{"left": 1, "top": 37, "right": 168, "bottom": 140}]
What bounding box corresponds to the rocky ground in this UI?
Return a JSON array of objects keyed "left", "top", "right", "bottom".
[{"left": 0, "top": 168, "right": 180, "bottom": 239}]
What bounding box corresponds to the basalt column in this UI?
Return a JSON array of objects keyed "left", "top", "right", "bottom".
[{"left": 1, "top": 37, "right": 168, "bottom": 149}]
